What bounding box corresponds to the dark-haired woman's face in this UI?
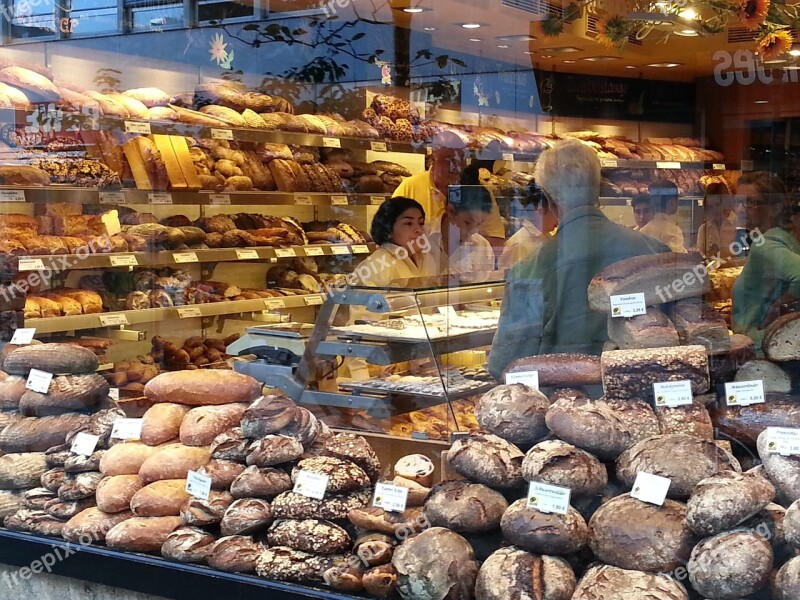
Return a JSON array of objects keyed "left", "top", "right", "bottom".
[{"left": 390, "top": 208, "right": 425, "bottom": 252}]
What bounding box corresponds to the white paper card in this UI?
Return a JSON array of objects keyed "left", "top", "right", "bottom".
[
  {"left": 99, "top": 191, "right": 125, "bottom": 204},
  {"left": 124, "top": 121, "right": 151, "bottom": 134},
  {"left": 351, "top": 245, "right": 370, "bottom": 254},
  {"left": 765, "top": 427, "right": 800, "bottom": 456},
  {"left": 210, "top": 128, "right": 234, "bottom": 141},
  {"left": 99, "top": 314, "right": 129, "bottom": 327},
  {"left": 110, "top": 418, "right": 143, "bottom": 440},
  {"left": 173, "top": 251, "right": 199, "bottom": 264},
  {"left": 108, "top": 388, "right": 120, "bottom": 401},
  {"left": 293, "top": 470, "right": 329, "bottom": 500},
  {"left": 502, "top": 153, "right": 515, "bottom": 161},
  {"left": 9, "top": 328, "right": 35, "bottom": 345},
  {"left": 177, "top": 306, "right": 203, "bottom": 318},
  {"left": 373, "top": 482, "right": 409, "bottom": 513},
  {"left": 331, "top": 246, "right": 349, "bottom": 255},
  {"left": 110, "top": 254, "right": 138, "bottom": 267},
  {"left": 713, "top": 163, "right": 726, "bottom": 171},
  {"left": 371, "top": 141, "right": 387, "bottom": 152},
  {"left": 331, "top": 195, "right": 348, "bottom": 206},
  {"left": 656, "top": 161, "right": 681, "bottom": 169},
  {"left": 610, "top": 293, "right": 647, "bottom": 318},
  {"left": 304, "top": 295, "right": 324, "bottom": 306},
  {"left": 185, "top": 470, "right": 212, "bottom": 500},
  {"left": 653, "top": 380, "right": 693, "bottom": 407},
  {"left": 304, "top": 247, "right": 324, "bottom": 257},
  {"left": 148, "top": 193, "right": 173, "bottom": 205},
  {"left": 236, "top": 249, "right": 259, "bottom": 260},
  {"left": 18, "top": 258, "right": 44, "bottom": 271},
  {"left": 505, "top": 370, "right": 540, "bottom": 389},
  {"left": 725, "top": 380, "right": 765, "bottom": 406},
  {"left": 296, "top": 195, "right": 312, "bottom": 205},
  {"left": 322, "top": 137, "right": 341, "bottom": 148},
  {"left": 70, "top": 432, "right": 99, "bottom": 457},
  {"left": 0, "top": 189, "right": 25, "bottom": 202},
  {"left": 26, "top": 369, "right": 52, "bottom": 394},
  {"left": 370, "top": 196, "right": 384, "bottom": 205},
  {"left": 275, "top": 248, "right": 297, "bottom": 258},
  {"left": 526, "top": 481, "right": 570, "bottom": 514},
  {"left": 631, "top": 472, "right": 671, "bottom": 506},
  {"left": 600, "top": 158, "right": 618, "bottom": 168},
  {"left": 209, "top": 194, "right": 231, "bottom": 205},
  {"left": 264, "top": 298, "right": 286, "bottom": 310}
]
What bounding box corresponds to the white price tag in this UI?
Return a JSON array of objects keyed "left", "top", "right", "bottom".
[
  {"left": 653, "top": 380, "right": 693, "bottom": 407},
  {"left": 656, "top": 161, "right": 681, "bottom": 169},
  {"left": 373, "top": 482, "right": 409, "bottom": 513},
  {"left": 725, "top": 380, "right": 765, "bottom": 407},
  {"left": 99, "top": 314, "right": 129, "bottom": 327},
  {"left": 177, "top": 306, "right": 203, "bottom": 318},
  {"left": 0, "top": 189, "right": 26, "bottom": 202},
  {"left": 331, "top": 195, "right": 349, "bottom": 206},
  {"left": 505, "top": 370, "right": 540, "bottom": 389},
  {"left": 610, "top": 293, "right": 647, "bottom": 318},
  {"left": 527, "top": 481, "right": 570, "bottom": 514},
  {"left": 275, "top": 248, "right": 297, "bottom": 258},
  {"left": 322, "top": 137, "right": 341, "bottom": 148},
  {"left": 173, "top": 251, "right": 199, "bottom": 264},
  {"left": 70, "top": 432, "right": 99, "bottom": 457},
  {"left": 148, "top": 193, "right": 173, "bottom": 205},
  {"left": 304, "top": 295, "right": 324, "bottom": 306},
  {"left": 185, "top": 470, "right": 212, "bottom": 500},
  {"left": 99, "top": 191, "right": 125, "bottom": 204},
  {"left": 110, "top": 418, "right": 143, "bottom": 441},
  {"left": 124, "top": 121, "right": 151, "bottom": 134},
  {"left": 626, "top": 198, "right": 632, "bottom": 206},
  {"left": 9, "top": 328, "right": 35, "bottom": 345},
  {"left": 264, "top": 298, "right": 286, "bottom": 310},
  {"left": 351, "top": 244, "right": 370, "bottom": 254},
  {"left": 303, "top": 247, "right": 324, "bottom": 257},
  {"left": 209, "top": 194, "right": 231, "bottom": 205},
  {"left": 236, "top": 249, "right": 259, "bottom": 260},
  {"left": 713, "top": 163, "right": 726, "bottom": 171},
  {"left": 331, "top": 246, "right": 349, "bottom": 255},
  {"left": 109, "top": 254, "right": 138, "bottom": 267},
  {"left": 108, "top": 387, "right": 120, "bottom": 401},
  {"left": 370, "top": 196, "right": 384, "bottom": 205},
  {"left": 295, "top": 195, "right": 313, "bottom": 205},
  {"left": 631, "top": 471, "right": 671, "bottom": 506},
  {"left": 600, "top": 158, "right": 618, "bottom": 168},
  {"left": 18, "top": 258, "right": 45, "bottom": 271},
  {"left": 25, "top": 368, "right": 52, "bottom": 394},
  {"left": 293, "top": 470, "right": 329, "bottom": 500},
  {"left": 765, "top": 427, "right": 800, "bottom": 456},
  {"left": 502, "top": 153, "right": 515, "bottom": 161},
  {"left": 211, "top": 128, "right": 234, "bottom": 141},
  {"left": 371, "top": 141, "right": 388, "bottom": 152}
]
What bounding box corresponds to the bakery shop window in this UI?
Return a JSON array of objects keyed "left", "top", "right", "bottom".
[
  {"left": 124, "top": 0, "right": 183, "bottom": 32},
  {"left": 4, "top": 0, "right": 58, "bottom": 41},
  {"left": 196, "top": 0, "right": 255, "bottom": 24},
  {"left": 62, "top": 0, "right": 119, "bottom": 37}
]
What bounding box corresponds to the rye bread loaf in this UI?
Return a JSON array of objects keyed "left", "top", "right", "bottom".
[
  {"left": 475, "top": 547, "right": 576, "bottom": 600},
  {"left": 783, "top": 499, "right": 800, "bottom": 548},
  {"left": 391, "top": 476, "right": 430, "bottom": 507},
  {"left": 500, "top": 499, "right": 588, "bottom": 555},
  {"left": 58, "top": 471, "right": 104, "bottom": 501},
  {"left": 18, "top": 373, "right": 108, "bottom": 416},
  {"left": 3, "top": 343, "right": 99, "bottom": 376},
  {"left": 763, "top": 312, "right": 800, "bottom": 361},
  {"left": 96, "top": 475, "right": 143, "bottom": 513},
  {"left": 180, "top": 490, "right": 234, "bottom": 526},
  {"left": 291, "top": 456, "right": 369, "bottom": 494},
  {"left": 24, "top": 487, "right": 56, "bottom": 509},
  {"left": 617, "top": 433, "right": 741, "bottom": 499},
  {"left": 475, "top": 384, "right": 551, "bottom": 446},
  {"left": 446, "top": 434, "right": 524, "bottom": 489},
  {"left": 0, "top": 490, "right": 22, "bottom": 517},
  {"left": 207, "top": 535, "right": 264, "bottom": 573},
  {"left": 62, "top": 507, "right": 134, "bottom": 543},
  {"left": 105, "top": 516, "right": 184, "bottom": 552},
  {"left": 0, "top": 413, "right": 90, "bottom": 452},
  {"left": 503, "top": 354, "right": 601, "bottom": 387},
  {"left": 601, "top": 345, "right": 710, "bottom": 400},
  {"left": 138, "top": 444, "right": 211, "bottom": 483},
  {"left": 741, "top": 502, "right": 789, "bottom": 556},
  {"left": 161, "top": 526, "right": 217, "bottom": 563},
  {"left": 687, "top": 530, "right": 773, "bottom": 598},
  {"left": 144, "top": 371, "right": 262, "bottom": 406},
  {"left": 266, "top": 518, "right": 351, "bottom": 554},
  {"left": 712, "top": 394, "right": 800, "bottom": 447},
  {"left": 708, "top": 333, "right": 756, "bottom": 383},
  {"left": 392, "top": 527, "right": 478, "bottom": 600},
  {"left": 606, "top": 307, "right": 679, "bottom": 350},
  {"left": 130, "top": 479, "right": 190, "bottom": 517},
  {"left": 654, "top": 403, "right": 714, "bottom": 439},
  {"left": 670, "top": 297, "right": 730, "bottom": 352},
  {"left": 588, "top": 494, "right": 696, "bottom": 573},
  {"left": 758, "top": 429, "right": 800, "bottom": 505},
  {"left": 179, "top": 403, "right": 248, "bottom": 446},
  {"left": 220, "top": 497, "right": 273, "bottom": 536},
  {"left": 354, "top": 532, "right": 395, "bottom": 568},
  {"left": 0, "top": 375, "right": 28, "bottom": 408},
  {"left": 735, "top": 359, "right": 792, "bottom": 393},
  {"left": 64, "top": 450, "right": 105, "bottom": 474},
  {"left": 0, "top": 452, "right": 47, "bottom": 489},
  {"left": 4, "top": 509, "right": 65, "bottom": 536},
  {"left": 41, "top": 468, "right": 67, "bottom": 492},
  {"left": 571, "top": 565, "right": 689, "bottom": 599},
  {"left": 45, "top": 496, "right": 96, "bottom": 520},
  {"left": 521, "top": 439, "right": 607, "bottom": 496},
  {"left": 279, "top": 407, "right": 321, "bottom": 448},
  {"left": 231, "top": 466, "right": 292, "bottom": 499},
  {"left": 100, "top": 442, "right": 161, "bottom": 476},
  {"left": 246, "top": 435, "right": 304, "bottom": 467},
  {"left": 545, "top": 396, "right": 659, "bottom": 459},
  {"left": 241, "top": 393, "right": 296, "bottom": 437},
  {"left": 423, "top": 480, "right": 508, "bottom": 533},
  {"left": 195, "top": 459, "right": 245, "bottom": 490},
  {"left": 210, "top": 427, "right": 249, "bottom": 462},
  {"left": 141, "top": 403, "right": 189, "bottom": 446},
  {"left": 686, "top": 471, "right": 775, "bottom": 535},
  {"left": 588, "top": 252, "right": 710, "bottom": 311},
  {"left": 271, "top": 488, "right": 372, "bottom": 520},
  {"left": 774, "top": 555, "right": 800, "bottom": 600},
  {"left": 322, "top": 432, "right": 381, "bottom": 481}
]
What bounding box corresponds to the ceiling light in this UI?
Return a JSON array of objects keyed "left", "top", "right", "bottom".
[
  {"left": 675, "top": 28, "right": 699, "bottom": 36},
  {"left": 790, "top": 47, "right": 800, "bottom": 57},
  {"left": 403, "top": 7, "right": 424, "bottom": 13},
  {"left": 424, "top": 26, "right": 436, "bottom": 31},
  {"left": 646, "top": 62, "right": 681, "bottom": 68},
  {"left": 564, "top": 60, "right": 576, "bottom": 63},
  {"left": 540, "top": 54, "right": 554, "bottom": 58},
  {"left": 626, "top": 65, "right": 637, "bottom": 69},
  {"left": 762, "top": 58, "right": 788, "bottom": 64},
  {"left": 497, "top": 44, "right": 509, "bottom": 48},
  {"left": 496, "top": 34, "right": 536, "bottom": 42},
  {"left": 754, "top": 100, "right": 769, "bottom": 104},
  {"left": 582, "top": 56, "right": 620, "bottom": 62},
  {"left": 469, "top": 37, "right": 482, "bottom": 42},
  {"left": 678, "top": 8, "right": 697, "bottom": 19},
  {"left": 462, "top": 23, "right": 481, "bottom": 29},
  {"left": 524, "top": 50, "right": 534, "bottom": 54},
  {"left": 542, "top": 46, "right": 582, "bottom": 54}
]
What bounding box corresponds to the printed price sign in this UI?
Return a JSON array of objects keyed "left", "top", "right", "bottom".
[
  {"left": 322, "top": 137, "right": 341, "bottom": 148},
  {"left": 124, "top": 121, "right": 151, "bottom": 134},
  {"left": 110, "top": 418, "right": 143, "bottom": 440},
  {"left": 631, "top": 472, "right": 671, "bottom": 506},
  {"left": 25, "top": 369, "right": 52, "bottom": 394},
  {"left": 148, "top": 193, "right": 173, "bottom": 205},
  {"left": 0, "top": 189, "right": 26, "bottom": 202},
  {"left": 275, "top": 248, "right": 297, "bottom": 258},
  {"left": 610, "top": 293, "right": 647, "bottom": 318},
  {"left": 296, "top": 195, "right": 313, "bottom": 205},
  {"left": 304, "top": 295, "right": 324, "bottom": 306},
  {"left": 713, "top": 163, "right": 726, "bottom": 171},
  {"left": 9, "top": 328, "right": 35, "bottom": 345},
  {"left": 18, "top": 258, "right": 44, "bottom": 271},
  {"left": 371, "top": 141, "right": 388, "bottom": 152},
  {"left": 527, "top": 482, "right": 570, "bottom": 514},
  {"left": 765, "top": 427, "right": 800, "bottom": 456},
  {"left": 293, "top": 470, "right": 329, "bottom": 500},
  {"left": 653, "top": 380, "right": 693, "bottom": 407},
  {"left": 108, "top": 388, "right": 120, "bottom": 401},
  {"left": 177, "top": 306, "right": 203, "bottom": 318},
  {"left": 505, "top": 370, "right": 539, "bottom": 389},
  {"left": 351, "top": 244, "right": 370, "bottom": 254},
  {"left": 210, "top": 128, "right": 234, "bottom": 141},
  {"left": 502, "top": 153, "right": 515, "bottom": 162},
  {"left": 173, "top": 251, "right": 199, "bottom": 264},
  {"left": 370, "top": 196, "right": 384, "bottom": 205},
  {"left": 185, "top": 470, "right": 212, "bottom": 500},
  {"left": 70, "top": 432, "right": 99, "bottom": 457},
  {"left": 725, "top": 380, "right": 765, "bottom": 406},
  {"left": 373, "top": 482, "right": 409, "bottom": 513},
  {"left": 99, "top": 191, "right": 126, "bottom": 204},
  {"left": 304, "top": 247, "right": 324, "bottom": 257},
  {"left": 99, "top": 314, "right": 129, "bottom": 327},
  {"left": 209, "top": 194, "right": 231, "bottom": 205},
  {"left": 110, "top": 254, "right": 138, "bottom": 267},
  {"left": 656, "top": 161, "right": 681, "bottom": 169},
  {"left": 600, "top": 158, "right": 618, "bottom": 168},
  {"left": 264, "top": 298, "right": 286, "bottom": 310},
  {"left": 236, "top": 249, "right": 259, "bottom": 260},
  {"left": 331, "top": 195, "right": 349, "bottom": 206},
  {"left": 331, "top": 246, "right": 350, "bottom": 255}
]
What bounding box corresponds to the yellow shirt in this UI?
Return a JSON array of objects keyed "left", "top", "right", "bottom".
[{"left": 392, "top": 170, "right": 506, "bottom": 239}]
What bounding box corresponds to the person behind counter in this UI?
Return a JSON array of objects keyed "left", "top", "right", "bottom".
[
  {"left": 731, "top": 171, "right": 795, "bottom": 345},
  {"left": 639, "top": 179, "right": 686, "bottom": 252},
  {"left": 392, "top": 131, "right": 506, "bottom": 248},
  {"left": 696, "top": 181, "right": 737, "bottom": 259},
  {"left": 631, "top": 192, "right": 654, "bottom": 231},
  {"left": 500, "top": 181, "right": 553, "bottom": 270},
  {"left": 487, "top": 139, "right": 669, "bottom": 379}
]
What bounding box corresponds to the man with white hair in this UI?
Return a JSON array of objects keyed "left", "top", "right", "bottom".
[{"left": 488, "top": 139, "right": 669, "bottom": 378}]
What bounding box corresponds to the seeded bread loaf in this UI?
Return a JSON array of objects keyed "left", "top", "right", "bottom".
[
  {"left": 654, "top": 403, "right": 714, "bottom": 439},
  {"left": 266, "top": 518, "right": 351, "bottom": 554},
  {"left": 292, "top": 456, "right": 369, "bottom": 494},
  {"left": 271, "top": 488, "right": 372, "bottom": 520}
]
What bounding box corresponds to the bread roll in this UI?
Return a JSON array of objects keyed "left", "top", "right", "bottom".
[
  {"left": 394, "top": 454, "right": 434, "bottom": 487},
  {"left": 180, "top": 403, "right": 248, "bottom": 446},
  {"left": 141, "top": 403, "right": 189, "bottom": 446},
  {"left": 100, "top": 442, "right": 161, "bottom": 476},
  {"left": 131, "top": 479, "right": 191, "bottom": 517},
  {"left": 144, "top": 371, "right": 261, "bottom": 406},
  {"left": 138, "top": 444, "right": 211, "bottom": 484},
  {"left": 476, "top": 548, "right": 575, "bottom": 600},
  {"left": 96, "top": 475, "right": 143, "bottom": 513},
  {"left": 106, "top": 516, "right": 184, "bottom": 552}
]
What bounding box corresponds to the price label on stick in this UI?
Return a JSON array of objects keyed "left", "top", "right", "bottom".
[
  {"left": 185, "top": 470, "right": 212, "bottom": 500},
  {"left": 725, "top": 380, "right": 765, "bottom": 406},
  {"left": 293, "top": 470, "right": 328, "bottom": 500},
  {"left": 653, "top": 380, "right": 693, "bottom": 407},
  {"left": 70, "top": 432, "right": 99, "bottom": 457},
  {"left": 765, "top": 427, "right": 800, "bottom": 456},
  {"left": 9, "top": 328, "right": 35, "bottom": 345},
  {"left": 505, "top": 370, "right": 539, "bottom": 389},
  {"left": 527, "top": 482, "right": 570, "bottom": 514},
  {"left": 373, "top": 482, "right": 409, "bottom": 513},
  {"left": 609, "top": 293, "right": 647, "bottom": 318},
  {"left": 26, "top": 369, "right": 52, "bottom": 394},
  {"left": 110, "top": 418, "right": 143, "bottom": 441},
  {"left": 631, "top": 472, "right": 671, "bottom": 506}
]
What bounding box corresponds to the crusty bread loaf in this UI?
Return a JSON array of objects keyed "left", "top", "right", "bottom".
[
  {"left": 764, "top": 312, "right": 800, "bottom": 361},
  {"left": 500, "top": 499, "right": 588, "bottom": 555},
  {"left": 572, "top": 565, "right": 688, "bottom": 599},
  {"left": 138, "top": 444, "right": 211, "bottom": 484},
  {"left": 105, "top": 516, "right": 184, "bottom": 552},
  {"left": 62, "top": 507, "right": 134, "bottom": 543},
  {"left": 0, "top": 67, "right": 59, "bottom": 102},
  {"left": 607, "top": 307, "right": 679, "bottom": 350},
  {"left": 96, "top": 475, "right": 143, "bottom": 513},
  {"left": 654, "top": 403, "right": 714, "bottom": 439},
  {"left": 423, "top": 480, "right": 507, "bottom": 534},
  {"left": 144, "top": 371, "right": 261, "bottom": 406},
  {"left": 141, "top": 403, "right": 189, "bottom": 446},
  {"left": 100, "top": 442, "right": 162, "bottom": 476},
  {"left": 196, "top": 460, "right": 245, "bottom": 490},
  {"left": 476, "top": 548, "right": 575, "bottom": 600},
  {"left": 18, "top": 373, "right": 109, "bottom": 416},
  {"left": 180, "top": 403, "right": 248, "bottom": 446},
  {"left": 475, "top": 384, "right": 551, "bottom": 446},
  {"left": 503, "top": 354, "right": 601, "bottom": 386},
  {"left": 0, "top": 375, "right": 27, "bottom": 409},
  {"left": 774, "top": 556, "right": 800, "bottom": 600},
  {"left": 161, "top": 526, "right": 217, "bottom": 563},
  {"left": 0, "top": 413, "right": 90, "bottom": 453},
  {"left": 230, "top": 466, "right": 292, "bottom": 500},
  {"left": 686, "top": 471, "right": 775, "bottom": 535},
  {"left": 0, "top": 453, "right": 48, "bottom": 489},
  {"left": 758, "top": 429, "right": 800, "bottom": 505},
  {"left": 446, "top": 434, "right": 524, "bottom": 489},
  {"left": 736, "top": 359, "right": 792, "bottom": 393},
  {"left": 130, "top": 479, "right": 190, "bottom": 517},
  {"left": 3, "top": 343, "right": 99, "bottom": 376},
  {"left": 688, "top": 530, "right": 773, "bottom": 598},
  {"left": 670, "top": 298, "right": 730, "bottom": 353},
  {"left": 521, "top": 439, "right": 607, "bottom": 496}
]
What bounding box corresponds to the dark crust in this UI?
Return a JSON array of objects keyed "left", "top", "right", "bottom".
[{"left": 504, "top": 354, "right": 601, "bottom": 386}]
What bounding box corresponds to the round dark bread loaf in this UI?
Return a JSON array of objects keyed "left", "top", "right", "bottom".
[
  {"left": 740, "top": 502, "right": 789, "bottom": 557},
  {"left": 207, "top": 535, "right": 263, "bottom": 573},
  {"left": 278, "top": 407, "right": 320, "bottom": 448},
  {"left": 392, "top": 527, "right": 477, "bottom": 600},
  {"left": 712, "top": 395, "right": 800, "bottom": 447},
  {"left": 686, "top": 471, "right": 775, "bottom": 535},
  {"left": 180, "top": 490, "right": 234, "bottom": 527},
  {"left": 230, "top": 466, "right": 292, "bottom": 499},
  {"left": 687, "top": 529, "right": 773, "bottom": 598},
  {"left": 616, "top": 433, "right": 741, "bottom": 499},
  {"left": 475, "top": 547, "right": 575, "bottom": 600},
  {"left": 500, "top": 499, "right": 588, "bottom": 555},
  {"left": 571, "top": 565, "right": 689, "bottom": 599},
  {"left": 161, "top": 526, "right": 217, "bottom": 563},
  {"left": 446, "top": 434, "right": 524, "bottom": 489},
  {"left": 423, "top": 480, "right": 508, "bottom": 534},
  {"left": 266, "top": 518, "right": 351, "bottom": 555},
  {"left": 246, "top": 435, "right": 304, "bottom": 468},
  {"left": 521, "top": 439, "right": 607, "bottom": 497},
  {"left": 19, "top": 373, "right": 109, "bottom": 417},
  {"left": 219, "top": 498, "right": 272, "bottom": 536},
  {"left": 774, "top": 555, "right": 800, "bottom": 600},
  {"left": 758, "top": 429, "right": 800, "bottom": 505},
  {"left": 210, "top": 428, "right": 249, "bottom": 462},
  {"left": 588, "top": 494, "right": 696, "bottom": 573},
  {"left": 241, "top": 394, "right": 297, "bottom": 437},
  {"left": 545, "top": 396, "right": 659, "bottom": 460},
  {"left": 354, "top": 532, "right": 394, "bottom": 567},
  {"left": 784, "top": 499, "right": 800, "bottom": 548},
  {"left": 475, "top": 384, "right": 551, "bottom": 446}
]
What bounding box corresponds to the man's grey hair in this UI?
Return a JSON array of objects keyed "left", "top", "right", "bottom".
[{"left": 534, "top": 139, "right": 601, "bottom": 211}]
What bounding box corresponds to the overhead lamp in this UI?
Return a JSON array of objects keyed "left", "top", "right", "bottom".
[
  {"left": 675, "top": 28, "right": 699, "bottom": 36},
  {"left": 469, "top": 37, "right": 482, "bottom": 42},
  {"left": 754, "top": 100, "right": 769, "bottom": 104},
  {"left": 647, "top": 62, "right": 682, "bottom": 67},
  {"left": 404, "top": 7, "right": 423, "bottom": 12},
  {"left": 540, "top": 54, "right": 554, "bottom": 58},
  {"left": 626, "top": 65, "right": 637, "bottom": 68},
  {"left": 462, "top": 23, "right": 481, "bottom": 29},
  {"left": 563, "top": 59, "right": 577, "bottom": 63},
  {"left": 678, "top": 8, "right": 698, "bottom": 19},
  {"left": 424, "top": 26, "right": 436, "bottom": 31},
  {"left": 582, "top": 56, "right": 620, "bottom": 61},
  {"left": 497, "top": 44, "right": 510, "bottom": 48},
  {"left": 790, "top": 47, "right": 800, "bottom": 57}
]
